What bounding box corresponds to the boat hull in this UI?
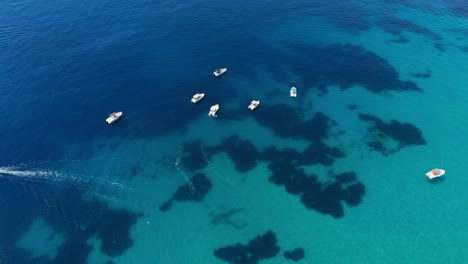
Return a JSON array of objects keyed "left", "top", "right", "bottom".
[
  {"left": 426, "top": 169, "right": 445, "bottom": 179},
  {"left": 191, "top": 93, "right": 205, "bottom": 103},
  {"left": 106, "top": 112, "right": 123, "bottom": 124},
  {"left": 208, "top": 104, "right": 219, "bottom": 117},
  {"left": 213, "top": 68, "right": 227, "bottom": 77},
  {"left": 248, "top": 100, "right": 260, "bottom": 110},
  {"left": 290, "top": 87, "right": 297, "bottom": 97}
]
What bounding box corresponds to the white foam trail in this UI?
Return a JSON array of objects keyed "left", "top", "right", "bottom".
[
  {"left": 15, "top": 155, "right": 126, "bottom": 167},
  {"left": 94, "top": 177, "right": 134, "bottom": 191},
  {"left": 0, "top": 166, "right": 59, "bottom": 179},
  {"left": 91, "top": 193, "right": 119, "bottom": 202},
  {"left": 0, "top": 166, "right": 133, "bottom": 192}
]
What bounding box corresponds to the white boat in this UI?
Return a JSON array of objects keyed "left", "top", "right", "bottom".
[
  {"left": 208, "top": 104, "right": 219, "bottom": 117},
  {"left": 191, "top": 93, "right": 205, "bottom": 103},
  {"left": 426, "top": 168, "right": 445, "bottom": 180},
  {"left": 248, "top": 100, "right": 260, "bottom": 110},
  {"left": 213, "top": 68, "right": 227, "bottom": 77},
  {"left": 290, "top": 87, "right": 297, "bottom": 97},
  {"left": 106, "top": 112, "right": 122, "bottom": 124}
]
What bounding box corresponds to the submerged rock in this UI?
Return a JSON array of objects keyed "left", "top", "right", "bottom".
[
  {"left": 284, "top": 248, "right": 305, "bottom": 262},
  {"left": 213, "top": 231, "right": 280, "bottom": 264},
  {"left": 160, "top": 173, "right": 212, "bottom": 212}
]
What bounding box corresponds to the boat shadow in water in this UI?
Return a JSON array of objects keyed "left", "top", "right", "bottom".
[{"left": 428, "top": 177, "right": 445, "bottom": 184}]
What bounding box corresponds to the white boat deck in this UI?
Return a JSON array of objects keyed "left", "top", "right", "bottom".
[
  {"left": 191, "top": 93, "right": 205, "bottom": 103},
  {"left": 106, "top": 111, "right": 122, "bottom": 124},
  {"left": 213, "top": 68, "right": 227, "bottom": 77},
  {"left": 426, "top": 168, "right": 445, "bottom": 180},
  {"left": 248, "top": 100, "right": 260, "bottom": 110},
  {"left": 208, "top": 104, "right": 219, "bottom": 117},
  {"left": 290, "top": 87, "right": 297, "bottom": 97}
]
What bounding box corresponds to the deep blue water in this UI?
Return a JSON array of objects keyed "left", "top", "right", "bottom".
[
  {"left": 2, "top": 0, "right": 468, "bottom": 263},
  {"left": 0, "top": 0, "right": 423, "bottom": 164}
]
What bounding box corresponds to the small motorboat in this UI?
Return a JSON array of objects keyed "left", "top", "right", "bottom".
[
  {"left": 191, "top": 93, "right": 205, "bottom": 103},
  {"left": 426, "top": 168, "right": 445, "bottom": 180},
  {"left": 290, "top": 87, "right": 297, "bottom": 97},
  {"left": 213, "top": 68, "right": 227, "bottom": 77},
  {"left": 208, "top": 104, "right": 219, "bottom": 117},
  {"left": 106, "top": 112, "right": 122, "bottom": 124},
  {"left": 248, "top": 100, "right": 260, "bottom": 110}
]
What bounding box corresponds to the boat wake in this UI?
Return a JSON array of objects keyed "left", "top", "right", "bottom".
[
  {"left": 0, "top": 164, "right": 133, "bottom": 193},
  {"left": 0, "top": 166, "right": 59, "bottom": 179}
]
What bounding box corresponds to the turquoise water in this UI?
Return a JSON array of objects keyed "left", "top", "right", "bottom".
[{"left": 1, "top": 0, "right": 468, "bottom": 263}]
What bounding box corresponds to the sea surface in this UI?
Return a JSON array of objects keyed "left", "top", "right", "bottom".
[{"left": 1, "top": 0, "right": 468, "bottom": 263}]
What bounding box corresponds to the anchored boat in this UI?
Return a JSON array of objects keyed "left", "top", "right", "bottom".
[
  {"left": 248, "top": 100, "right": 260, "bottom": 110},
  {"left": 208, "top": 104, "right": 219, "bottom": 117},
  {"left": 426, "top": 168, "right": 445, "bottom": 180},
  {"left": 191, "top": 93, "right": 205, "bottom": 103},
  {"left": 290, "top": 87, "right": 297, "bottom": 97},
  {"left": 213, "top": 68, "right": 227, "bottom": 77},
  {"left": 106, "top": 112, "right": 122, "bottom": 124}
]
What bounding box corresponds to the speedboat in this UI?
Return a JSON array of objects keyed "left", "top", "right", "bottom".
[
  {"left": 106, "top": 112, "right": 122, "bottom": 124},
  {"left": 426, "top": 168, "right": 445, "bottom": 180},
  {"left": 248, "top": 100, "right": 260, "bottom": 110},
  {"left": 208, "top": 104, "right": 219, "bottom": 117},
  {"left": 191, "top": 93, "right": 205, "bottom": 103},
  {"left": 213, "top": 68, "right": 227, "bottom": 77},
  {"left": 290, "top": 87, "right": 297, "bottom": 97}
]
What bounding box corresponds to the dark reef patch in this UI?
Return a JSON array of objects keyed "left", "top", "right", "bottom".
[
  {"left": 266, "top": 155, "right": 365, "bottom": 218},
  {"left": 251, "top": 104, "right": 302, "bottom": 140},
  {"left": 213, "top": 231, "right": 280, "bottom": 264},
  {"left": 444, "top": 0, "right": 468, "bottom": 18},
  {"left": 178, "top": 141, "right": 208, "bottom": 171},
  {"left": 284, "top": 248, "right": 305, "bottom": 262},
  {"left": 281, "top": 44, "right": 421, "bottom": 95},
  {"left": 252, "top": 105, "right": 334, "bottom": 142},
  {"left": 410, "top": 70, "right": 432, "bottom": 78},
  {"left": 342, "top": 182, "right": 366, "bottom": 207},
  {"left": 359, "top": 113, "right": 426, "bottom": 155},
  {"left": 336, "top": 172, "right": 357, "bottom": 183},
  {"left": 347, "top": 104, "right": 357, "bottom": 111},
  {"left": 298, "top": 141, "right": 345, "bottom": 166},
  {"left": 207, "top": 136, "right": 259, "bottom": 172},
  {"left": 0, "top": 175, "right": 141, "bottom": 264},
  {"left": 54, "top": 238, "right": 93, "bottom": 264},
  {"left": 262, "top": 141, "right": 344, "bottom": 170},
  {"left": 160, "top": 173, "right": 212, "bottom": 211},
  {"left": 447, "top": 28, "right": 468, "bottom": 36},
  {"left": 379, "top": 16, "right": 442, "bottom": 41},
  {"left": 95, "top": 208, "right": 140, "bottom": 256}
]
